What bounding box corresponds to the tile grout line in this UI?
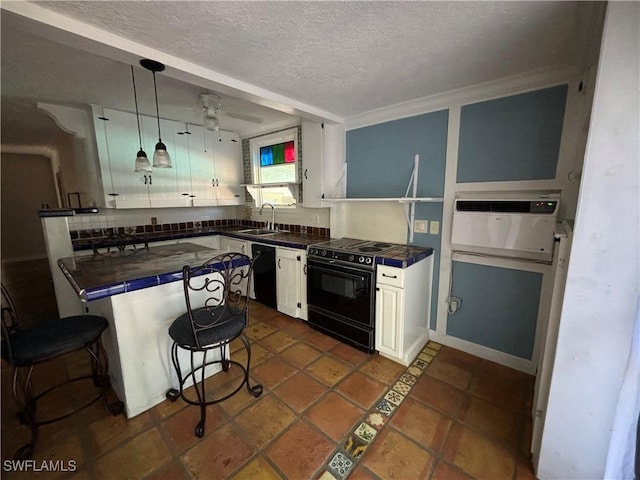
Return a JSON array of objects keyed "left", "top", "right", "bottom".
[{"left": 318, "top": 341, "right": 443, "bottom": 480}]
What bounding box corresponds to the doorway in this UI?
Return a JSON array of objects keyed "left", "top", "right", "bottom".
[{"left": 1, "top": 153, "right": 60, "bottom": 322}]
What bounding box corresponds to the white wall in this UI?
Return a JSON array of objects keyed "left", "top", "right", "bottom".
[{"left": 537, "top": 3, "right": 640, "bottom": 478}]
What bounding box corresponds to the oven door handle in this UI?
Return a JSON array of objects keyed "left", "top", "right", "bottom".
[{"left": 307, "top": 262, "right": 369, "bottom": 282}]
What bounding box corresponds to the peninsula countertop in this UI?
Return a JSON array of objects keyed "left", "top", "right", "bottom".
[{"left": 58, "top": 242, "right": 223, "bottom": 302}]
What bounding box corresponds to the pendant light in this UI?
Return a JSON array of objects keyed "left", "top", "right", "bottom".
[
  {"left": 132, "top": 66, "right": 151, "bottom": 172},
  {"left": 140, "top": 59, "right": 172, "bottom": 168}
]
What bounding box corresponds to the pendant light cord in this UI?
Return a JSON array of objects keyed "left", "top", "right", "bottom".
[
  {"left": 152, "top": 71, "right": 162, "bottom": 141},
  {"left": 131, "top": 66, "right": 144, "bottom": 149}
]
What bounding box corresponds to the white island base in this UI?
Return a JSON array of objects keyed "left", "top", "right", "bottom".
[{"left": 86, "top": 278, "right": 227, "bottom": 418}]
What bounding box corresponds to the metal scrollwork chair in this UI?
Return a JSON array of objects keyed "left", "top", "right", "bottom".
[
  {"left": 1, "top": 284, "right": 124, "bottom": 459},
  {"left": 91, "top": 232, "right": 149, "bottom": 255},
  {"left": 165, "top": 252, "right": 263, "bottom": 438}
]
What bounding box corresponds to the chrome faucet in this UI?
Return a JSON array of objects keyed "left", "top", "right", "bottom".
[{"left": 259, "top": 202, "right": 276, "bottom": 230}]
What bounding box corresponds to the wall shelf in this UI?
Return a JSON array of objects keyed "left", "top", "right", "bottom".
[
  {"left": 323, "top": 197, "right": 444, "bottom": 203},
  {"left": 241, "top": 183, "right": 300, "bottom": 204}
]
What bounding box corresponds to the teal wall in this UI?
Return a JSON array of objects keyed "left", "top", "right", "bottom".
[
  {"left": 346, "top": 110, "right": 448, "bottom": 198},
  {"left": 447, "top": 261, "right": 542, "bottom": 359},
  {"left": 346, "top": 110, "right": 448, "bottom": 325},
  {"left": 457, "top": 84, "right": 568, "bottom": 183},
  {"left": 345, "top": 85, "right": 567, "bottom": 353}
]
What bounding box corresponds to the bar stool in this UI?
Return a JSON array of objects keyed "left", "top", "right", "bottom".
[
  {"left": 165, "top": 252, "right": 263, "bottom": 438},
  {"left": 1, "top": 284, "right": 124, "bottom": 459}
]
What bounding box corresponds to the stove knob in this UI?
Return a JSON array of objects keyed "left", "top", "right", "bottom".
[
  {"left": 359, "top": 256, "right": 365, "bottom": 263},
  {"left": 365, "top": 257, "right": 372, "bottom": 264},
  {"left": 348, "top": 255, "right": 355, "bottom": 262},
  {"left": 321, "top": 250, "right": 327, "bottom": 256},
  {"left": 309, "top": 248, "right": 315, "bottom": 255}
]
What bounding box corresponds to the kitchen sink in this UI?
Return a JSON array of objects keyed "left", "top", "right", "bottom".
[{"left": 237, "top": 228, "right": 289, "bottom": 236}]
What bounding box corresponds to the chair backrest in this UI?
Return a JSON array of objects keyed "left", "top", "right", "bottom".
[
  {"left": 182, "top": 252, "right": 257, "bottom": 348},
  {"left": 1, "top": 284, "right": 19, "bottom": 364},
  {"left": 91, "top": 233, "right": 149, "bottom": 255}
]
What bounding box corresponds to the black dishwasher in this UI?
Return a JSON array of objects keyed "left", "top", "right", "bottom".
[{"left": 251, "top": 244, "right": 277, "bottom": 309}]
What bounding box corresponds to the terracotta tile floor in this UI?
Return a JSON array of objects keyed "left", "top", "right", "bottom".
[{"left": 1, "top": 301, "right": 537, "bottom": 479}]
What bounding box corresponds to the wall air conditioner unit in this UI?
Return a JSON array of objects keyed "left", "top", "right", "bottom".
[{"left": 451, "top": 193, "right": 560, "bottom": 262}]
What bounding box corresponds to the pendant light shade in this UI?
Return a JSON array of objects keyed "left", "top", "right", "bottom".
[
  {"left": 140, "top": 59, "right": 172, "bottom": 169},
  {"left": 131, "top": 65, "right": 151, "bottom": 172}
]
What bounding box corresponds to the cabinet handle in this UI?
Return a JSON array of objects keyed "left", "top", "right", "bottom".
[
  {"left": 278, "top": 258, "right": 281, "bottom": 269},
  {"left": 382, "top": 273, "right": 397, "bottom": 279},
  {"left": 303, "top": 265, "right": 307, "bottom": 275},
  {"left": 212, "top": 179, "right": 215, "bottom": 187},
  {"left": 149, "top": 175, "right": 152, "bottom": 185},
  {"left": 241, "top": 245, "right": 245, "bottom": 253},
  {"left": 216, "top": 179, "right": 219, "bottom": 187},
  {"left": 144, "top": 175, "right": 148, "bottom": 185},
  {"left": 304, "top": 169, "right": 308, "bottom": 179}
]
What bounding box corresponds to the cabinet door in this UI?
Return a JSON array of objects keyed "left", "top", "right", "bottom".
[
  {"left": 219, "top": 237, "right": 248, "bottom": 255},
  {"left": 276, "top": 247, "right": 300, "bottom": 317},
  {"left": 190, "top": 127, "right": 218, "bottom": 206},
  {"left": 140, "top": 116, "right": 182, "bottom": 207},
  {"left": 213, "top": 130, "right": 244, "bottom": 206},
  {"left": 298, "top": 250, "right": 308, "bottom": 320},
  {"left": 375, "top": 283, "right": 404, "bottom": 359},
  {"left": 99, "top": 108, "right": 150, "bottom": 207},
  {"left": 168, "top": 124, "right": 194, "bottom": 206},
  {"left": 301, "top": 120, "right": 323, "bottom": 207}
]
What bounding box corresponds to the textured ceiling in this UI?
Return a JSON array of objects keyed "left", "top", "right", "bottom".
[{"left": 1, "top": 1, "right": 602, "bottom": 146}]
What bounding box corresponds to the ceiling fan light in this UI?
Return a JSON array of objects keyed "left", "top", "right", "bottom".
[
  {"left": 204, "top": 115, "right": 220, "bottom": 132},
  {"left": 135, "top": 149, "right": 152, "bottom": 172},
  {"left": 153, "top": 141, "right": 172, "bottom": 168}
]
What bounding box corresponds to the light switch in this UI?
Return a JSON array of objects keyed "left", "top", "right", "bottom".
[
  {"left": 414, "top": 220, "right": 428, "bottom": 233},
  {"left": 429, "top": 220, "right": 440, "bottom": 235}
]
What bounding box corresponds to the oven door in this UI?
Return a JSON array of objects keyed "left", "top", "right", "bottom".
[{"left": 307, "top": 259, "right": 374, "bottom": 328}]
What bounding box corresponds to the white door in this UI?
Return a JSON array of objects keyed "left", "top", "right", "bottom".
[{"left": 191, "top": 126, "right": 218, "bottom": 206}]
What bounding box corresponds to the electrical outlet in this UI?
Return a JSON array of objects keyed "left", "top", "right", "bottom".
[
  {"left": 414, "top": 220, "right": 428, "bottom": 233},
  {"left": 313, "top": 214, "right": 320, "bottom": 224},
  {"left": 429, "top": 220, "right": 440, "bottom": 235}
]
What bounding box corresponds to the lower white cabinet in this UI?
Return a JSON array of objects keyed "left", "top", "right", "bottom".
[
  {"left": 276, "top": 247, "right": 306, "bottom": 319},
  {"left": 219, "top": 236, "right": 249, "bottom": 255},
  {"left": 183, "top": 235, "right": 220, "bottom": 250},
  {"left": 375, "top": 255, "right": 433, "bottom": 366}
]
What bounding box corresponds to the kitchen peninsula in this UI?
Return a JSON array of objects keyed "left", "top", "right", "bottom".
[{"left": 58, "top": 242, "right": 241, "bottom": 417}]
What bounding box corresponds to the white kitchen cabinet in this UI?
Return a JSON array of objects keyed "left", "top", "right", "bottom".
[
  {"left": 183, "top": 235, "right": 220, "bottom": 250},
  {"left": 92, "top": 107, "right": 243, "bottom": 209},
  {"left": 301, "top": 120, "right": 345, "bottom": 207},
  {"left": 375, "top": 256, "right": 433, "bottom": 366},
  {"left": 219, "top": 236, "right": 249, "bottom": 255},
  {"left": 94, "top": 107, "right": 149, "bottom": 208},
  {"left": 212, "top": 130, "right": 244, "bottom": 206},
  {"left": 298, "top": 250, "right": 308, "bottom": 321},
  {"left": 276, "top": 246, "right": 306, "bottom": 319}
]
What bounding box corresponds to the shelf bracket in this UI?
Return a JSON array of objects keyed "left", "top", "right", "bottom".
[{"left": 403, "top": 154, "right": 420, "bottom": 243}]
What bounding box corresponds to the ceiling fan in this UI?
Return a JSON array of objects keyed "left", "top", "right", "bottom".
[{"left": 199, "top": 92, "right": 263, "bottom": 132}]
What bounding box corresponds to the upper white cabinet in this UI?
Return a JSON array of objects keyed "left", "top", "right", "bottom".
[
  {"left": 92, "top": 106, "right": 244, "bottom": 209},
  {"left": 301, "top": 120, "right": 345, "bottom": 207}
]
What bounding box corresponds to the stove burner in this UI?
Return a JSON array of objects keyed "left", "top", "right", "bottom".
[
  {"left": 371, "top": 243, "right": 393, "bottom": 249},
  {"left": 360, "top": 246, "right": 383, "bottom": 253}
]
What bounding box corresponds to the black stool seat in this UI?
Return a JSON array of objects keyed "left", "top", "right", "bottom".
[
  {"left": 3, "top": 315, "right": 108, "bottom": 366},
  {"left": 169, "top": 307, "right": 244, "bottom": 348},
  {"left": 1, "top": 284, "right": 123, "bottom": 460}
]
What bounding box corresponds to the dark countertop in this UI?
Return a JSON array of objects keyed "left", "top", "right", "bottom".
[
  {"left": 72, "top": 226, "right": 329, "bottom": 252},
  {"left": 59, "top": 242, "right": 227, "bottom": 302},
  {"left": 376, "top": 245, "right": 434, "bottom": 268}
]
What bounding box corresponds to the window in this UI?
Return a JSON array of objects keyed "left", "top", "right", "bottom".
[{"left": 249, "top": 128, "right": 298, "bottom": 206}]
